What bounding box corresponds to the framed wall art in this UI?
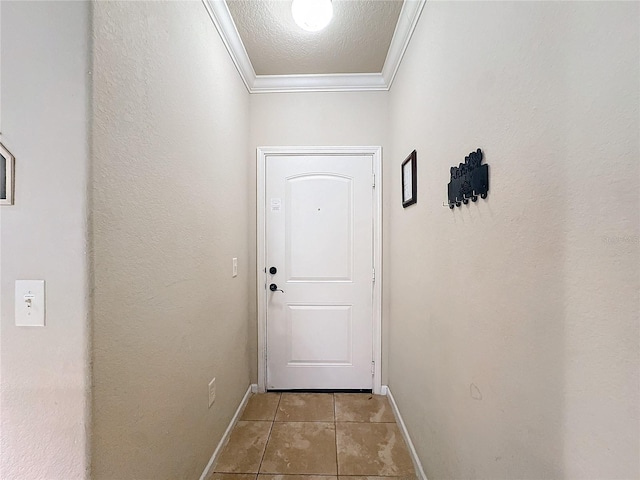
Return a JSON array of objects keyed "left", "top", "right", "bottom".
[
  {"left": 402, "top": 150, "right": 417, "bottom": 208},
  {"left": 0, "top": 142, "right": 14, "bottom": 205}
]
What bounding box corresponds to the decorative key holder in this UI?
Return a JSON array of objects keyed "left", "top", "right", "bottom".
[{"left": 447, "top": 148, "right": 489, "bottom": 209}]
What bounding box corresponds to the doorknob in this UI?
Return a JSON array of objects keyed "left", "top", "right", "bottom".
[
  {"left": 269, "top": 283, "right": 285, "bottom": 293},
  {"left": 269, "top": 267, "right": 277, "bottom": 275}
]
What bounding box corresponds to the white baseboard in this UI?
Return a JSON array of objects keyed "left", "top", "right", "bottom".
[
  {"left": 199, "top": 384, "right": 255, "bottom": 480},
  {"left": 383, "top": 385, "right": 428, "bottom": 480}
]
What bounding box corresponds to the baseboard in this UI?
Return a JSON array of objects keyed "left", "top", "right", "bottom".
[
  {"left": 199, "top": 384, "right": 255, "bottom": 480},
  {"left": 383, "top": 385, "right": 428, "bottom": 480}
]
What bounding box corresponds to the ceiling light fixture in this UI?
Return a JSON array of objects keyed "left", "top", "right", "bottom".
[{"left": 291, "top": 0, "right": 333, "bottom": 32}]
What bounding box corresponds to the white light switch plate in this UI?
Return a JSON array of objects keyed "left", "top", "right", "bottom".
[
  {"left": 15, "top": 280, "right": 45, "bottom": 326},
  {"left": 232, "top": 258, "right": 238, "bottom": 277}
]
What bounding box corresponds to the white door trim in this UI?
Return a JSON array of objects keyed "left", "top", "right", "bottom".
[{"left": 257, "top": 146, "right": 382, "bottom": 394}]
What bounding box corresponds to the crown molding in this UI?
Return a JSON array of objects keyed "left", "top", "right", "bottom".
[
  {"left": 202, "top": 0, "right": 426, "bottom": 94},
  {"left": 202, "top": 0, "right": 256, "bottom": 91},
  {"left": 382, "top": 0, "right": 426, "bottom": 89},
  {"left": 252, "top": 73, "right": 388, "bottom": 93}
]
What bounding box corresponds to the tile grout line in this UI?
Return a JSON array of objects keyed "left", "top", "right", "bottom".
[
  {"left": 256, "top": 393, "right": 282, "bottom": 476},
  {"left": 334, "top": 393, "right": 340, "bottom": 477}
]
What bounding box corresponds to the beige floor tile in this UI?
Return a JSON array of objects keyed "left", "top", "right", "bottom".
[
  {"left": 336, "top": 423, "right": 415, "bottom": 477},
  {"left": 260, "top": 422, "right": 337, "bottom": 475},
  {"left": 208, "top": 475, "right": 258, "bottom": 480},
  {"left": 241, "top": 393, "right": 281, "bottom": 421},
  {"left": 275, "top": 393, "right": 334, "bottom": 422},
  {"left": 214, "top": 421, "right": 272, "bottom": 474},
  {"left": 338, "top": 477, "right": 416, "bottom": 480},
  {"left": 260, "top": 476, "right": 337, "bottom": 480},
  {"left": 334, "top": 394, "right": 396, "bottom": 423}
]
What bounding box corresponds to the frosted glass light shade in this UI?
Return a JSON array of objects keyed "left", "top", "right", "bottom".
[{"left": 291, "top": 0, "right": 333, "bottom": 32}]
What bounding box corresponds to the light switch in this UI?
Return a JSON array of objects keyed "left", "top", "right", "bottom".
[
  {"left": 15, "top": 280, "right": 45, "bottom": 327},
  {"left": 232, "top": 258, "right": 238, "bottom": 277}
]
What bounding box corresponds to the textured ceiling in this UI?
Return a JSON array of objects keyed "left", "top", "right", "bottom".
[{"left": 226, "top": 0, "right": 404, "bottom": 76}]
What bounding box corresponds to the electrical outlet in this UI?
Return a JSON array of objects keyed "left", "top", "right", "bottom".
[
  {"left": 232, "top": 258, "right": 238, "bottom": 277},
  {"left": 208, "top": 377, "right": 216, "bottom": 408}
]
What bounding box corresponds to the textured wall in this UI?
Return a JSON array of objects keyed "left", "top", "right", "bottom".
[
  {"left": 0, "top": 2, "right": 91, "bottom": 478},
  {"left": 249, "top": 92, "right": 390, "bottom": 384},
  {"left": 387, "top": 2, "right": 639, "bottom": 478},
  {"left": 91, "top": 2, "right": 251, "bottom": 478}
]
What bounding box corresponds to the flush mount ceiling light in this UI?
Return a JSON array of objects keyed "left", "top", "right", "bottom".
[{"left": 291, "top": 0, "right": 333, "bottom": 32}]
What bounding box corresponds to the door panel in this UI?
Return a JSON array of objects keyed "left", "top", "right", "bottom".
[
  {"left": 288, "top": 305, "right": 352, "bottom": 365},
  {"left": 287, "top": 175, "right": 353, "bottom": 281},
  {"left": 266, "top": 154, "right": 373, "bottom": 390}
]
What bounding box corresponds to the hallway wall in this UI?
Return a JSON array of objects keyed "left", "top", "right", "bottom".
[
  {"left": 0, "top": 2, "right": 91, "bottom": 478},
  {"left": 249, "top": 91, "right": 390, "bottom": 385},
  {"left": 387, "top": 2, "right": 639, "bottom": 478},
  {"left": 91, "top": 2, "right": 251, "bottom": 479}
]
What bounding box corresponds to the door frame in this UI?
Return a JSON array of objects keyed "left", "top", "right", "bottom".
[{"left": 256, "top": 146, "right": 383, "bottom": 394}]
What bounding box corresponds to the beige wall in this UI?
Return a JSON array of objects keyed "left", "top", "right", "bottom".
[
  {"left": 2, "top": 2, "right": 638, "bottom": 478},
  {"left": 91, "top": 2, "right": 251, "bottom": 479},
  {"left": 0, "top": 2, "right": 91, "bottom": 478},
  {"left": 249, "top": 92, "right": 390, "bottom": 384},
  {"left": 387, "top": 2, "right": 639, "bottom": 478}
]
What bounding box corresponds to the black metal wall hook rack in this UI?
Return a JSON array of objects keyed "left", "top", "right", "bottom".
[{"left": 447, "top": 148, "right": 489, "bottom": 208}]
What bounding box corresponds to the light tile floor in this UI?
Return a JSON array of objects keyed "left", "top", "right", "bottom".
[{"left": 209, "top": 393, "right": 417, "bottom": 480}]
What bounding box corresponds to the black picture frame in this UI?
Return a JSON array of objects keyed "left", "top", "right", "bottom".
[
  {"left": 401, "top": 150, "right": 417, "bottom": 208},
  {"left": 0, "top": 142, "right": 15, "bottom": 206}
]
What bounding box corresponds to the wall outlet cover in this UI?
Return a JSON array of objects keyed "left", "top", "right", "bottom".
[{"left": 208, "top": 377, "right": 216, "bottom": 407}]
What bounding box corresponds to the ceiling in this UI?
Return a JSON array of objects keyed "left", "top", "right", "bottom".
[
  {"left": 203, "top": 0, "right": 426, "bottom": 93},
  {"left": 226, "top": 0, "right": 403, "bottom": 76}
]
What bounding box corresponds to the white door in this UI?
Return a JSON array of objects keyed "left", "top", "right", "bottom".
[{"left": 265, "top": 154, "right": 374, "bottom": 390}]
